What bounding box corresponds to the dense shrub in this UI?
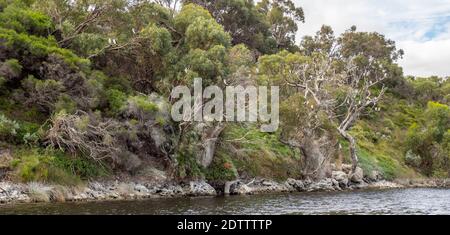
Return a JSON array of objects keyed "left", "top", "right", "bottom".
[
  {"left": 0, "top": 113, "right": 20, "bottom": 142},
  {"left": 0, "top": 59, "right": 22, "bottom": 82},
  {"left": 0, "top": 2, "right": 53, "bottom": 37},
  {"left": 106, "top": 89, "right": 127, "bottom": 115},
  {"left": 21, "top": 76, "right": 64, "bottom": 112},
  {"left": 124, "top": 95, "right": 159, "bottom": 121},
  {"left": 406, "top": 102, "right": 450, "bottom": 177}
]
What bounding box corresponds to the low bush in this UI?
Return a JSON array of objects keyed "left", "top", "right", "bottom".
[{"left": 0, "top": 113, "right": 20, "bottom": 142}]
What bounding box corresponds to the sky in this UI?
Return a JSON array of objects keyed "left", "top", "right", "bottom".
[{"left": 294, "top": 0, "right": 450, "bottom": 77}]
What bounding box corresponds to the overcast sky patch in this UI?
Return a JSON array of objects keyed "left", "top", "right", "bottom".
[{"left": 294, "top": 0, "right": 450, "bottom": 77}]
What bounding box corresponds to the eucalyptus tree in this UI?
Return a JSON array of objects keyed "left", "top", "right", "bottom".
[
  {"left": 259, "top": 26, "right": 403, "bottom": 178},
  {"left": 257, "top": 0, "right": 304, "bottom": 51}
]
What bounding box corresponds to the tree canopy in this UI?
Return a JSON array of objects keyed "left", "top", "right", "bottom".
[{"left": 0, "top": 0, "right": 448, "bottom": 183}]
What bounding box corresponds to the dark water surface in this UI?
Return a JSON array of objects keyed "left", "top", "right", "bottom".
[{"left": 0, "top": 188, "right": 449, "bottom": 215}]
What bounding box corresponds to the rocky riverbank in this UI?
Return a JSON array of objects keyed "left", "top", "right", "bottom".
[
  {"left": 0, "top": 181, "right": 217, "bottom": 204},
  {"left": 1, "top": 166, "right": 449, "bottom": 205}
]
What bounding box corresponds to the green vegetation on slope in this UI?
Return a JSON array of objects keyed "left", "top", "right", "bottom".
[{"left": 0, "top": 0, "right": 448, "bottom": 185}]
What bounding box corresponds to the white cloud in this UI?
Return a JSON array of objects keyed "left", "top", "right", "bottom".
[
  {"left": 398, "top": 39, "right": 450, "bottom": 77},
  {"left": 293, "top": 0, "right": 450, "bottom": 77}
]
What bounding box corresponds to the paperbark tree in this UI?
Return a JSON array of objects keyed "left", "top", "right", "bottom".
[
  {"left": 336, "top": 58, "right": 388, "bottom": 172},
  {"left": 260, "top": 48, "right": 390, "bottom": 177}
]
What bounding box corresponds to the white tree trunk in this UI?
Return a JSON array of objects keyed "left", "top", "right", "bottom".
[{"left": 198, "top": 123, "right": 225, "bottom": 168}]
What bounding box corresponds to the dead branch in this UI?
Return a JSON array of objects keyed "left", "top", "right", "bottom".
[
  {"left": 46, "top": 111, "right": 121, "bottom": 162},
  {"left": 58, "top": 6, "right": 106, "bottom": 47}
]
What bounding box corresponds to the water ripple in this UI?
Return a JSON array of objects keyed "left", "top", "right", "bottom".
[{"left": 0, "top": 188, "right": 449, "bottom": 215}]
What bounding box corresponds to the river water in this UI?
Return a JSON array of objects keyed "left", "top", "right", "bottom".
[{"left": 0, "top": 188, "right": 449, "bottom": 215}]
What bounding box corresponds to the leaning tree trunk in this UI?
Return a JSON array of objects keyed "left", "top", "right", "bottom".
[
  {"left": 300, "top": 136, "right": 330, "bottom": 180},
  {"left": 338, "top": 128, "right": 358, "bottom": 173},
  {"left": 197, "top": 122, "right": 226, "bottom": 168}
]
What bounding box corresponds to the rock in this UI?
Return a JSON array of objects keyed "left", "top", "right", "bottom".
[
  {"left": 286, "top": 178, "right": 306, "bottom": 192},
  {"left": 134, "top": 184, "right": 149, "bottom": 193},
  {"left": 367, "top": 170, "right": 382, "bottom": 182},
  {"left": 331, "top": 178, "right": 342, "bottom": 191},
  {"left": 152, "top": 183, "right": 185, "bottom": 197},
  {"left": 441, "top": 179, "right": 450, "bottom": 188},
  {"left": 349, "top": 181, "right": 369, "bottom": 190},
  {"left": 330, "top": 163, "right": 337, "bottom": 171},
  {"left": 350, "top": 167, "right": 364, "bottom": 183},
  {"left": 187, "top": 181, "right": 216, "bottom": 196},
  {"left": 332, "top": 171, "right": 349, "bottom": 188},
  {"left": 224, "top": 181, "right": 238, "bottom": 195},
  {"left": 88, "top": 182, "right": 107, "bottom": 192},
  {"left": 267, "top": 180, "right": 293, "bottom": 192},
  {"left": 122, "top": 153, "right": 142, "bottom": 173},
  {"left": 307, "top": 178, "right": 335, "bottom": 192},
  {"left": 261, "top": 180, "right": 274, "bottom": 186},
  {"left": 367, "top": 180, "right": 404, "bottom": 189},
  {"left": 247, "top": 179, "right": 294, "bottom": 194},
  {"left": 341, "top": 164, "right": 353, "bottom": 174},
  {"left": 229, "top": 181, "right": 252, "bottom": 195}
]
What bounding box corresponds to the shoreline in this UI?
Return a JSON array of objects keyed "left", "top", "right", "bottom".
[{"left": 1, "top": 177, "right": 449, "bottom": 206}]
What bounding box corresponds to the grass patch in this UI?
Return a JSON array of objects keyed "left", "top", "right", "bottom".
[
  {"left": 343, "top": 97, "right": 422, "bottom": 180},
  {"left": 10, "top": 147, "right": 108, "bottom": 185}
]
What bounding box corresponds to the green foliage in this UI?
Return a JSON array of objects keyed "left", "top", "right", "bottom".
[
  {"left": 128, "top": 95, "right": 158, "bottom": 113},
  {"left": 4, "top": 59, "right": 22, "bottom": 72},
  {"left": 11, "top": 151, "right": 51, "bottom": 182},
  {"left": 140, "top": 24, "right": 173, "bottom": 55},
  {"left": 0, "top": 59, "right": 22, "bottom": 82},
  {"left": 69, "top": 33, "right": 108, "bottom": 58},
  {"left": 204, "top": 151, "right": 239, "bottom": 181},
  {"left": 406, "top": 102, "right": 450, "bottom": 177},
  {"left": 106, "top": 89, "right": 127, "bottom": 115},
  {"left": 0, "top": 0, "right": 447, "bottom": 184},
  {"left": 301, "top": 25, "right": 335, "bottom": 55},
  {"left": 182, "top": 46, "right": 228, "bottom": 83},
  {"left": 0, "top": 76, "right": 5, "bottom": 89},
  {"left": 183, "top": 0, "right": 277, "bottom": 54},
  {"left": 185, "top": 17, "right": 231, "bottom": 50},
  {"left": 9, "top": 146, "right": 109, "bottom": 184},
  {"left": 338, "top": 28, "right": 403, "bottom": 62},
  {"left": 258, "top": 50, "right": 310, "bottom": 89},
  {"left": 174, "top": 3, "right": 212, "bottom": 33},
  {"left": 21, "top": 76, "right": 64, "bottom": 112},
  {"left": 174, "top": 123, "right": 300, "bottom": 181},
  {"left": 257, "top": 0, "right": 304, "bottom": 51},
  {"left": 228, "top": 44, "right": 254, "bottom": 72},
  {"left": 0, "top": 1, "right": 53, "bottom": 36},
  {"left": 55, "top": 94, "right": 77, "bottom": 114},
  {"left": 0, "top": 27, "right": 90, "bottom": 69},
  {"left": 175, "top": 149, "right": 204, "bottom": 179},
  {"left": 408, "top": 77, "right": 448, "bottom": 105},
  {"left": 354, "top": 145, "right": 402, "bottom": 180},
  {"left": 216, "top": 124, "right": 302, "bottom": 180},
  {"left": 51, "top": 150, "right": 109, "bottom": 179},
  {"left": 0, "top": 113, "right": 20, "bottom": 142},
  {"left": 10, "top": 148, "right": 83, "bottom": 185},
  {"left": 0, "top": 112, "right": 41, "bottom": 145},
  {"left": 129, "top": 1, "right": 172, "bottom": 28}
]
